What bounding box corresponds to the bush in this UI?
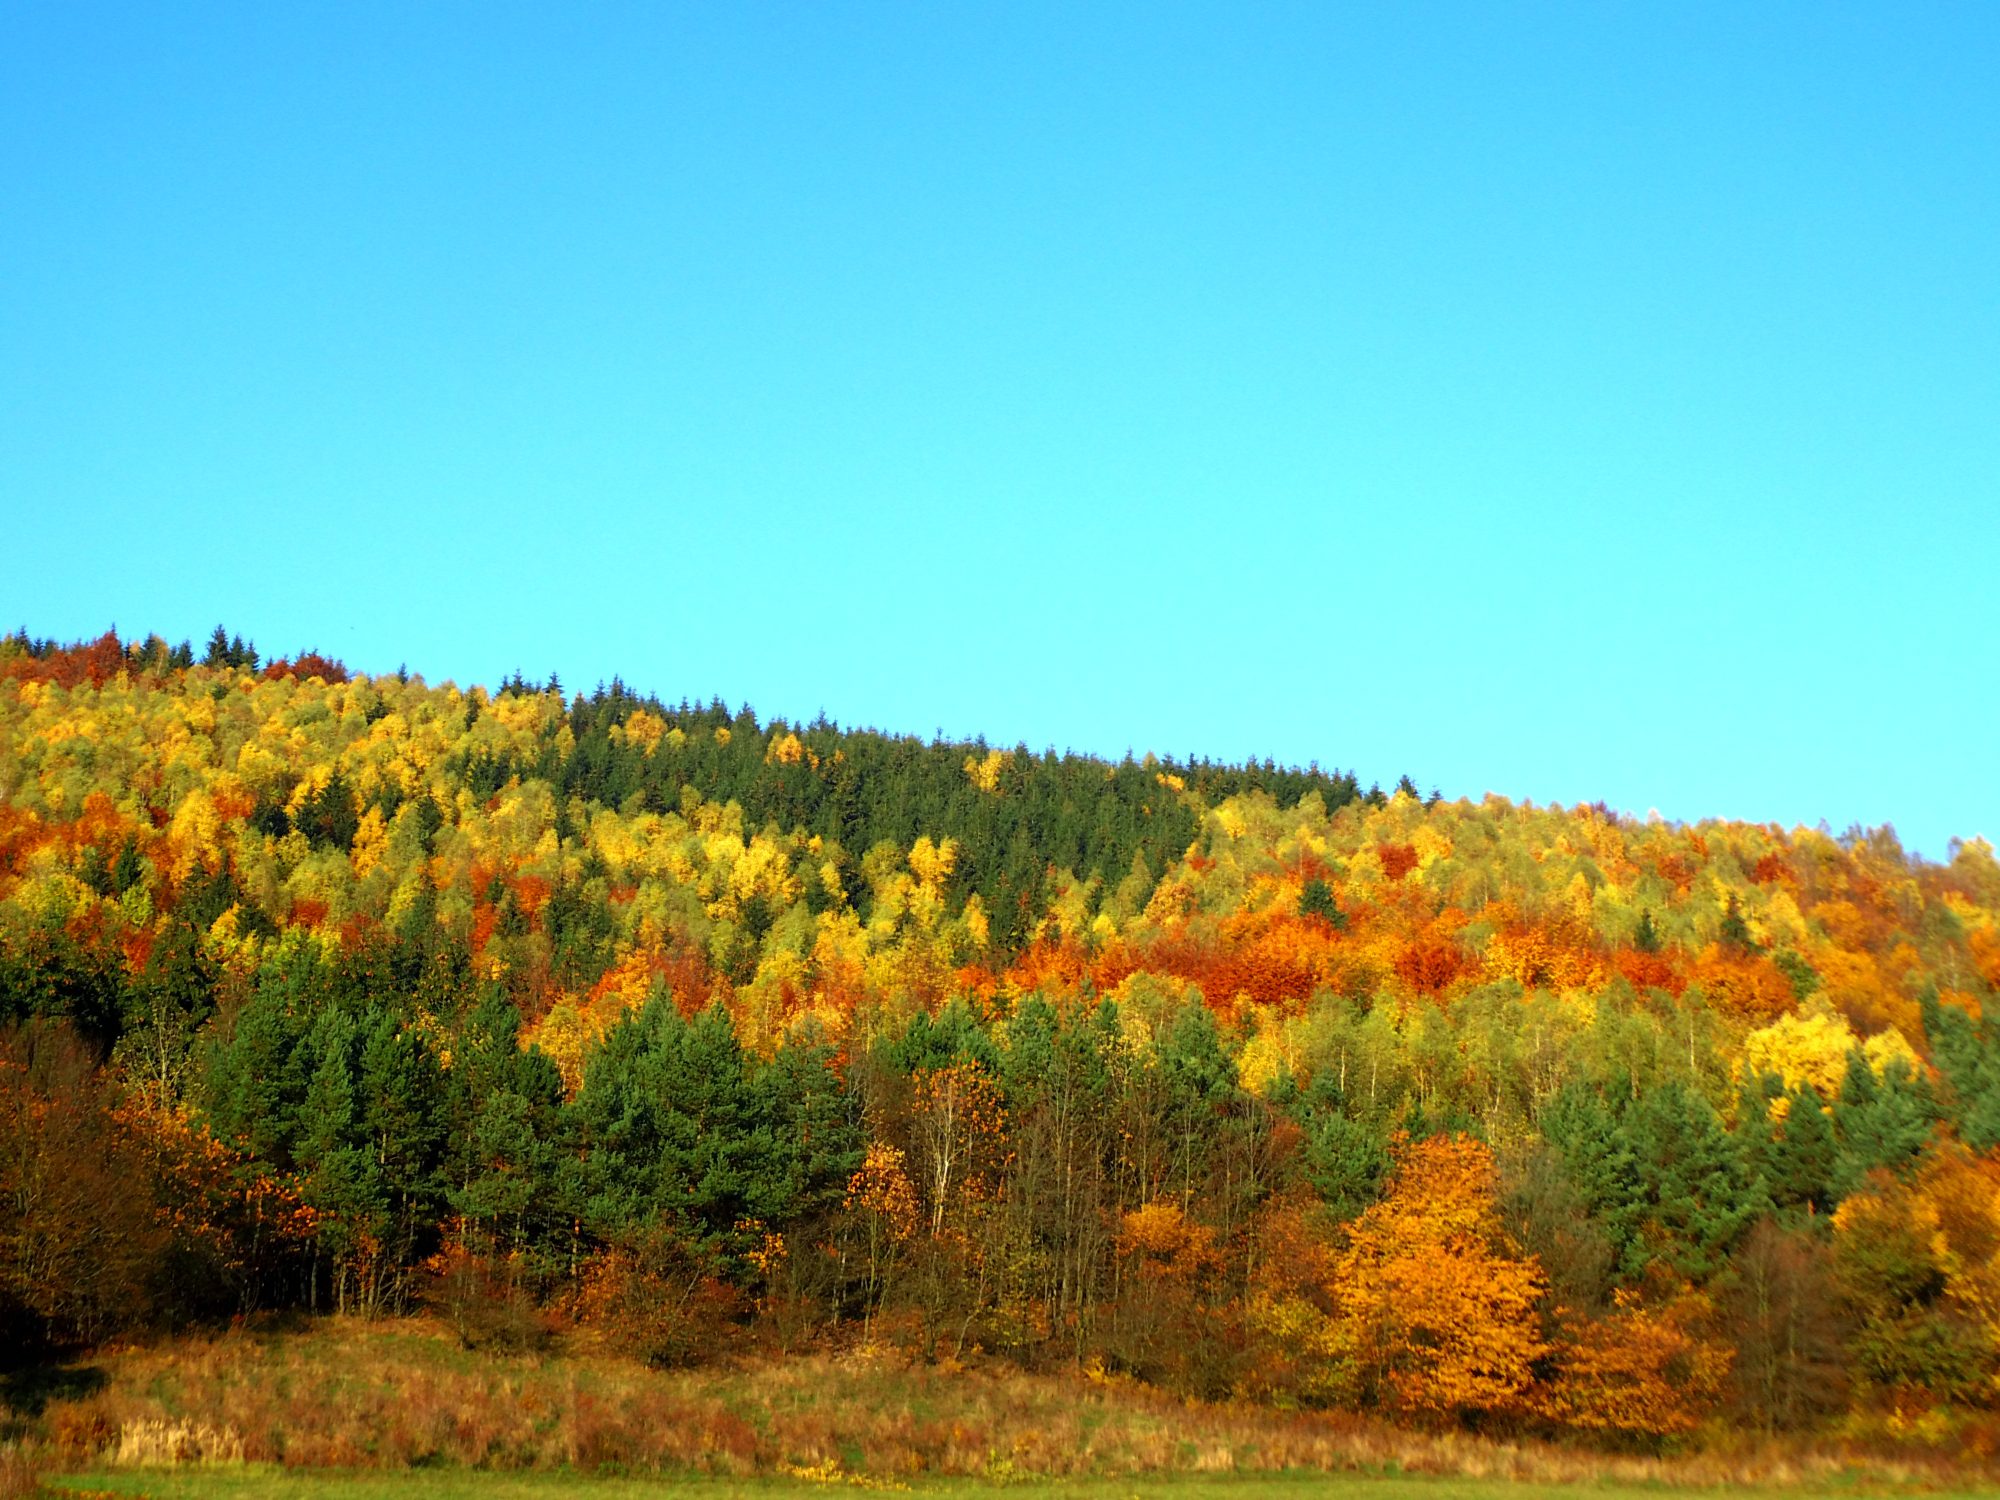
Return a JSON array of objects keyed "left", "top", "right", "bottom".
[
  {"left": 567, "top": 1229, "right": 741, "bottom": 1368},
  {"left": 425, "top": 1241, "right": 553, "bottom": 1353}
]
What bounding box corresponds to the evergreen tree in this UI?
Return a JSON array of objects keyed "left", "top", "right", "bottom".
[
  {"left": 1155, "top": 1003, "right": 1237, "bottom": 1209},
  {"left": 887, "top": 998, "right": 1001, "bottom": 1077},
  {"left": 574, "top": 994, "right": 777, "bottom": 1267},
  {"left": 293, "top": 1009, "right": 386, "bottom": 1310},
  {"left": 1922, "top": 990, "right": 2000, "bottom": 1150},
  {"left": 1731, "top": 1070, "right": 1783, "bottom": 1197},
  {"left": 1547, "top": 1078, "right": 1763, "bottom": 1283},
  {"left": 355, "top": 1005, "right": 450, "bottom": 1276},
  {"left": 1772, "top": 949, "right": 1820, "bottom": 1001},
  {"left": 760, "top": 1020, "right": 864, "bottom": 1225},
  {"left": 1833, "top": 1051, "right": 1941, "bottom": 1192},
  {"left": 447, "top": 990, "right": 572, "bottom": 1255},
  {"left": 1719, "top": 894, "right": 1756, "bottom": 950},
  {"left": 1301, "top": 1110, "right": 1390, "bottom": 1220},
  {"left": 1770, "top": 1085, "right": 1839, "bottom": 1216},
  {"left": 109, "top": 835, "right": 145, "bottom": 897},
  {"left": 1298, "top": 877, "right": 1346, "bottom": 929},
  {"left": 200, "top": 951, "right": 321, "bottom": 1166},
  {"left": 1626, "top": 1080, "right": 1766, "bottom": 1279}
]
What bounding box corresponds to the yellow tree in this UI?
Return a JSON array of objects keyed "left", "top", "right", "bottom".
[{"left": 844, "top": 1141, "right": 918, "bottom": 1341}]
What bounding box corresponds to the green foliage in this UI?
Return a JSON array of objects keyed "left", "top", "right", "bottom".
[
  {"left": 1719, "top": 894, "right": 1757, "bottom": 951},
  {"left": 1154, "top": 1003, "right": 1240, "bottom": 1205},
  {"left": 1298, "top": 877, "right": 1346, "bottom": 929},
  {"left": 1773, "top": 948, "right": 1820, "bottom": 1001},
  {"left": 1922, "top": 990, "right": 2000, "bottom": 1150},
  {"left": 572, "top": 994, "right": 844, "bottom": 1273},
  {"left": 1770, "top": 1085, "right": 1839, "bottom": 1216},
  {"left": 200, "top": 955, "right": 318, "bottom": 1167},
  {"left": 6, "top": 623, "right": 1999, "bottom": 1432},
  {"left": 1833, "top": 1050, "right": 1940, "bottom": 1193},
  {"left": 885, "top": 998, "right": 1001, "bottom": 1077},
  {"left": 446, "top": 989, "right": 574, "bottom": 1254},
  {"left": 1545, "top": 1078, "right": 1764, "bottom": 1284},
  {"left": 759, "top": 1020, "right": 864, "bottom": 1224},
  {"left": 555, "top": 684, "right": 1365, "bottom": 954},
  {"left": 1300, "top": 1110, "right": 1390, "bottom": 1220}
]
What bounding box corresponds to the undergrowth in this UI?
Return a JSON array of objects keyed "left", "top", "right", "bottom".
[{"left": 7, "top": 1319, "right": 1996, "bottom": 1492}]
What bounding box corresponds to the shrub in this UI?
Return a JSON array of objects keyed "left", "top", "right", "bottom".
[
  {"left": 425, "top": 1241, "right": 552, "bottom": 1353},
  {"left": 567, "top": 1229, "right": 741, "bottom": 1368}
]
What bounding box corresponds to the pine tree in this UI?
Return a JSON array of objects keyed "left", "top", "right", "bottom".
[
  {"left": 355, "top": 1006, "right": 449, "bottom": 1283},
  {"left": 447, "top": 990, "right": 572, "bottom": 1255},
  {"left": 1731, "top": 1070, "right": 1782, "bottom": 1199},
  {"left": 760, "top": 1019, "right": 863, "bottom": 1224},
  {"left": 200, "top": 960, "right": 315, "bottom": 1167},
  {"left": 293, "top": 1009, "right": 384, "bottom": 1312},
  {"left": 1626, "top": 1081, "right": 1766, "bottom": 1280},
  {"left": 1548, "top": 1079, "right": 1763, "bottom": 1283},
  {"left": 1719, "top": 894, "right": 1756, "bottom": 951},
  {"left": 1833, "top": 1051, "right": 1940, "bottom": 1192},
  {"left": 575, "top": 994, "right": 775, "bottom": 1267},
  {"left": 1923, "top": 993, "right": 2000, "bottom": 1150},
  {"left": 1770, "top": 1085, "right": 1838, "bottom": 1215},
  {"left": 1302, "top": 1111, "right": 1390, "bottom": 1220},
  {"left": 1156, "top": 1004, "right": 1238, "bottom": 1210},
  {"left": 1299, "top": 877, "right": 1346, "bottom": 929}
]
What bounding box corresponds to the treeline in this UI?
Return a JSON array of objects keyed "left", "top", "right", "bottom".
[
  {"left": 12, "top": 945, "right": 2000, "bottom": 1437},
  {"left": 546, "top": 678, "right": 1392, "bottom": 956},
  {"left": 4, "top": 626, "right": 2000, "bottom": 1448}
]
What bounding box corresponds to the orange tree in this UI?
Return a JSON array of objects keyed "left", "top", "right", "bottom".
[{"left": 1332, "top": 1133, "right": 1548, "bottom": 1421}]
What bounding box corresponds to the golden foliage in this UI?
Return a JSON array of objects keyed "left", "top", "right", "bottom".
[
  {"left": 963, "top": 748, "right": 1009, "bottom": 793},
  {"left": 1332, "top": 1136, "right": 1548, "bottom": 1420},
  {"left": 845, "top": 1143, "right": 919, "bottom": 1243},
  {"left": 1535, "top": 1289, "right": 1731, "bottom": 1436}
]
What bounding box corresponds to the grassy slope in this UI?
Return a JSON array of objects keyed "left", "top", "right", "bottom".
[
  {"left": 44, "top": 1471, "right": 2000, "bottom": 1499},
  {"left": 13, "top": 1321, "right": 1999, "bottom": 1497}
]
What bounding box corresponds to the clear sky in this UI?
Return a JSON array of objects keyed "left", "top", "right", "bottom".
[{"left": 3, "top": 3, "right": 1995, "bottom": 857}]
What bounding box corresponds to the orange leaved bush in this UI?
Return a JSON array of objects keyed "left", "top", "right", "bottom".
[{"left": 1535, "top": 1288, "right": 1732, "bottom": 1437}]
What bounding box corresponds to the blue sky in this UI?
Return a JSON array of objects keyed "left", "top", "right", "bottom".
[{"left": 4, "top": 3, "right": 1995, "bottom": 857}]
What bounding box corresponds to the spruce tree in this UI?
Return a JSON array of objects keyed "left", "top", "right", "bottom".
[
  {"left": 1771, "top": 1085, "right": 1839, "bottom": 1216},
  {"left": 1834, "top": 1051, "right": 1941, "bottom": 1192}
]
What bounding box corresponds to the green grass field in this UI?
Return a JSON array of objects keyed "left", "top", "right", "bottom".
[{"left": 43, "top": 1471, "right": 2000, "bottom": 1500}]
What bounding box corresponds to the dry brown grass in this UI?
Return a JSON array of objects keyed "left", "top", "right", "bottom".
[
  {"left": 0, "top": 1441, "right": 41, "bottom": 1500},
  {"left": 16, "top": 1319, "right": 1999, "bottom": 1490},
  {"left": 108, "top": 1417, "right": 245, "bottom": 1466}
]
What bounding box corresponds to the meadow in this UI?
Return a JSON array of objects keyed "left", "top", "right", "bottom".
[
  {"left": 42, "top": 1471, "right": 2000, "bottom": 1500},
  {"left": 7, "top": 1320, "right": 1998, "bottom": 1500}
]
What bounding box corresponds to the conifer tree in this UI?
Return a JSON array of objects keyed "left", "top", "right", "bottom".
[{"left": 1770, "top": 1085, "right": 1838, "bottom": 1215}]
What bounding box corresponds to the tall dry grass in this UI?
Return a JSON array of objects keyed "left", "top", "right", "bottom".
[
  {"left": 19, "top": 1318, "right": 1999, "bottom": 1489},
  {"left": 0, "top": 1440, "right": 41, "bottom": 1500}
]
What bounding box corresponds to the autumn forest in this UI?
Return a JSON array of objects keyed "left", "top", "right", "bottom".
[{"left": 6, "top": 626, "right": 2000, "bottom": 1459}]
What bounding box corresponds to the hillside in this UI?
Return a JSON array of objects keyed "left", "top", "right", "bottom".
[{"left": 4, "top": 627, "right": 2000, "bottom": 1452}]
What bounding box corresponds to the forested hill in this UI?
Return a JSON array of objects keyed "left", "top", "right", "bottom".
[
  {"left": 6, "top": 625, "right": 2000, "bottom": 1444},
  {"left": 3, "top": 626, "right": 1387, "bottom": 962}
]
